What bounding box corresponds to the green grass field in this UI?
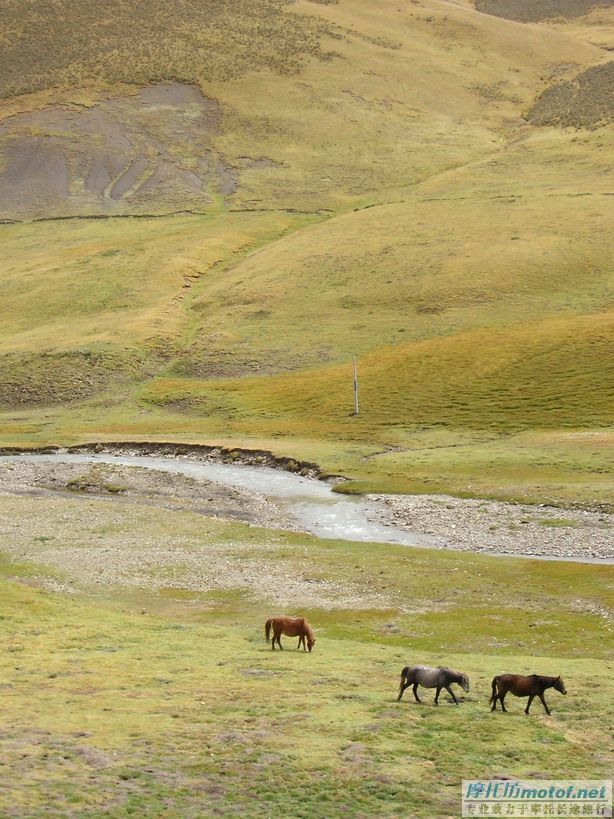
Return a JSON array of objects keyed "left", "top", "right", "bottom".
[
  {"left": 1, "top": 496, "right": 612, "bottom": 818},
  {"left": 2, "top": 175, "right": 613, "bottom": 504}
]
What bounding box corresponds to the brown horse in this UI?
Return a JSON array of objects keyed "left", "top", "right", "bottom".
[
  {"left": 490, "top": 674, "right": 567, "bottom": 715},
  {"left": 265, "top": 616, "right": 315, "bottom": 652}
]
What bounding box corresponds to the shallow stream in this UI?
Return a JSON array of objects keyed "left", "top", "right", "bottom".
[{"left": 0, "top": 452, "right": 442, "bottom": 548}]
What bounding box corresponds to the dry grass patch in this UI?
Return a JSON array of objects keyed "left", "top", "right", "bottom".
[{"left": 0, "top": 0, "right": 331, "bottom": 99}]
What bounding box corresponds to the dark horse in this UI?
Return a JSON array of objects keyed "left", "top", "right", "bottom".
[
  {"left": 397, "top": 665, "right": 470, "bottom": 705},
  {"left": 490, "top": 674, "right": 567, "bottom": 715},
  {"left": 265, "top": 616, "right": 316, "bottom": 652}
]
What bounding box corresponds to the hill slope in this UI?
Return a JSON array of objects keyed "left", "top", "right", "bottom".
[
  {"left": 0, "top": 0, "right": 613, "bottom": 503},
  {"left": 0, "top": 0, "right": 606, "bottom": 218}
]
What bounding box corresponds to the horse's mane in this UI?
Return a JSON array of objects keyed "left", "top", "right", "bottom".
[{"left": 442, "top": 666, "right": 468, "bottom": 682}]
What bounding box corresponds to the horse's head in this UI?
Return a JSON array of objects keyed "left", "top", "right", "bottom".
[
  {"left": 554, "top": 676, "right": 567, "bottom": 695},
  {"left": 460, "top": 673, "right": 470, "bottom": 693},
  {"left": 307, "top": 637, "right": 316, "bottom": 652}
]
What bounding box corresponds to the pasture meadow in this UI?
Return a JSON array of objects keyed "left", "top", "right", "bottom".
[{"left": 0, "top": 495, "right": 612, "bottom": 817}]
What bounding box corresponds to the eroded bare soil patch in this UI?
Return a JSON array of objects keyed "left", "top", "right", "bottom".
[{"left": 0, "top": 83, "right": 235, "bottom": 219}]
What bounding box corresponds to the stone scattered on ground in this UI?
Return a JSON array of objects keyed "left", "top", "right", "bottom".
[
  {"left": 369, "top": 494, "right": 613, "bottom": 561},
  {"left": 0, "top": 459, "right": 387, "bottom": 609},
  {"left": 0, "top": 457, "right": 611, "bottom": 612}
]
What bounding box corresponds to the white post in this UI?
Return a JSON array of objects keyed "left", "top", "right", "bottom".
[{"left": 353, "top": 356, "right": 359, "bottom": 415}]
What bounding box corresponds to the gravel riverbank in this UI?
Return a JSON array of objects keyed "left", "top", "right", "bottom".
[
  {"left": 0, "top": 458, "right": 296, "bottom": 531},
  {"left": 1, "top": 453, "right": 613, "bottom": 563},
  {"left": 371, "top": 494, "right": 613, "bottom": 561}
]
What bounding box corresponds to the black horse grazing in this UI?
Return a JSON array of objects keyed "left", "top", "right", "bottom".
[
  {"left": 397, "top": 665, "right": 470, "bottom": 705},
  {"left": 490, "top": 674, "right": 567, "bottom": 715}
]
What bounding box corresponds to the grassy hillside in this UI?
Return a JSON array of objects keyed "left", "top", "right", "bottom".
[
  {"left": 0, "top": 0, "right": 330, "bottom": 98},
  {"left": 0, "top": 0, "right": 605, "bottom": 218},
  {"left": 0, "top": 0, "right": 613, "bottom": 504}
]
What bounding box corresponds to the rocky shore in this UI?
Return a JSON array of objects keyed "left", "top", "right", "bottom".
[
  {"left": 0, "top": 457, "right": 295, "bottom": 532},
  {"left": 1, "top": 446, "right": 612, "bottom": 562},
  {"left": 371, "top": 493, "right": 613, "bottom": 562}
]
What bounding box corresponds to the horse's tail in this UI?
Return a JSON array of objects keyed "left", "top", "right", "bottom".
[
  {"left": 265, "top": 619, "right": 272, "bottom": 643},
  {"left": 398, "top": 666, "right": 410, "bottom": 700},
  {"left": 489, "top": 676, "right": 499, "bottom": 703}
]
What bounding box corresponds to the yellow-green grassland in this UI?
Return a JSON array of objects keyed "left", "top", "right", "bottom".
[
  {"left": 0, "top": 0, "right": 613, "bottom": 816},
  {"left": 1, "top": 496, "right": 613, "bottom": 817}
]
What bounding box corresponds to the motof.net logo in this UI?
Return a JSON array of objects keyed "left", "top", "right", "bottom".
[{"left": 461, "top": 779, "right": 612, "bottom": 817}]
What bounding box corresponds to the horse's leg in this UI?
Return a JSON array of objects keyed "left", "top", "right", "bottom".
[
  {"left": 412, "top": 683, "right": 421, "bottom": 703},
  {"left": 538, "top": 693, "right": 551, "bottom": 715},
  {"left": 434, "top": 686, "right": 441, "bottom": 705},
  {"left": 445, "top": 685, "right": 459, "bottom": 705},
  {"left": 524, "top": 694, "right": 535, "bottom": 714},
  {"left": 499, "top": 693, "right": 508, "bottom": 712},
  {"left": 491, "top": 692, "right": 498, "bottom": 711},
  {"left": 398, "top": 681, "right": 409, "bottom": 701}
]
